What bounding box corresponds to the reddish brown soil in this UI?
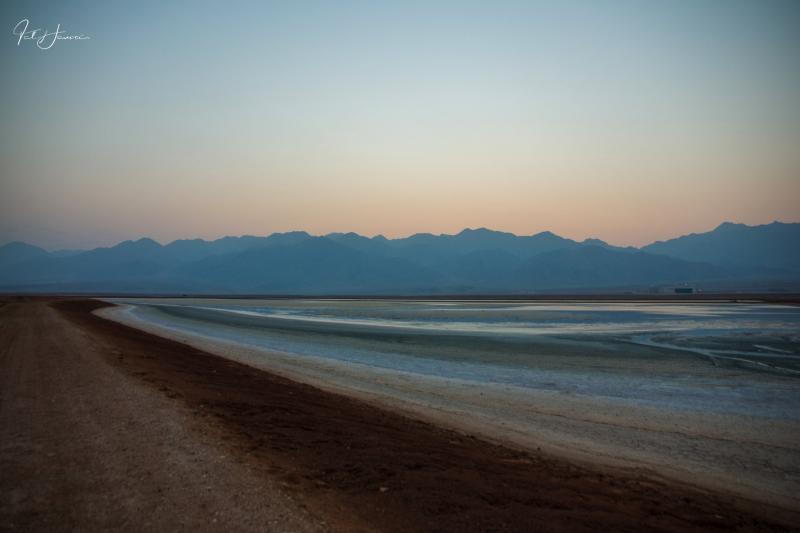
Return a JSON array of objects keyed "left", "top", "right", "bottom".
[{"left": 3, "top": 297, "right": 798, "bottom": 532}]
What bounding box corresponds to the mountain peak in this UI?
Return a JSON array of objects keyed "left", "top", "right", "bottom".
[
  {"left": 458, "top": 227, "right": 491, "bottom": 235},
  {"left": 0, "top": 241, "right": 46, "bottom": 252},
  {"left": 326, "top": 231, "right": 362, "bottom": 239},
  {"left": 118, "top": 237, "right": 162, "bottom": 248},
  {"left": 531, "top": 230, "right": 565, "bottom": 240},
  {"left": 455, "top": 227, "right": 517, "bottom": 239},
  {"left": 0, "top": 242, "right": 49, "bottom": 264},
  {"left": 714, "top": 221, "right": 744, "bottom": 231}
]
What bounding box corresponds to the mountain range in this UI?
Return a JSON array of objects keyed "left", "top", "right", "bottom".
[{"left": 1, "top": 222, "right": 798, "bottom": 294}]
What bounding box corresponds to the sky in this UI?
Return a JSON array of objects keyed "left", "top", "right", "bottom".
[{"left": 1, "top": 0, "right": 799, "bottom": 250}]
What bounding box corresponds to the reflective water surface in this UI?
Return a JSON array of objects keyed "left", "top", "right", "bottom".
[{"left": 112, "top": 299, "right": 800, "bottom": 419}]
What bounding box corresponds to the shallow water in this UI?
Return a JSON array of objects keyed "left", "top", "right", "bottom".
[{"left": 111, "top": 299, "right": 800, "bottom": 420}]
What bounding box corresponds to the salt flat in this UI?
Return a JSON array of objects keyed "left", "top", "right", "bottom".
[{"left": 102, "top": 298, "right": 800, "bottom": 510}]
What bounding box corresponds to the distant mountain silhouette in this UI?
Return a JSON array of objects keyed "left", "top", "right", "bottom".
[
  {"left": 0, "top": 221, "right": 797, "bottom": 294},
  {"left": 642, "top": 222, "right": 800, "bottom": 273},
  {"left": 176, "top": 237, "right": 433, "bottom": 293},
  {"left": 512, "top": 246, "right": 726, "bottom": 289},
  {"left": 0, "top": 242, "right": 48, "bottom": 267}
]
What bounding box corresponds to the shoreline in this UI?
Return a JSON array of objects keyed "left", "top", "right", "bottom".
[
  {"left": 4, "top": 297, "right": 798, "bottom": 531},
  {"left": 4, "top": 292, "right": 800, "bottom": 305},
  {"left": 99, "top": 300, "right": 800, "bottom": 512}
]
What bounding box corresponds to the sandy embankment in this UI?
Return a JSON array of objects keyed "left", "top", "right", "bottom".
[{"left": 99, "top": 302, "right": 800, "bottom": 512}]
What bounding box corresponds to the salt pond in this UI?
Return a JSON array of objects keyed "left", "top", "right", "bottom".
[{"left": 102, "top": 298, "right": 800, "bottom": 508}]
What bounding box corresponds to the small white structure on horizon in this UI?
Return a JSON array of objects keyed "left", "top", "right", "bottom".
[{"left": 648, "top": 285, "right": 696, "bottom": 295}]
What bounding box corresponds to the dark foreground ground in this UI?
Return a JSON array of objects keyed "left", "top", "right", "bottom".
[{"left": 1, "top": 297, "right": 797, "bottom": 532}]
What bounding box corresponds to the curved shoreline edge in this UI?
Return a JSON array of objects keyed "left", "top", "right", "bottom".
[{"left": 97, "top": 301, "right": 800, "bottom": 512}]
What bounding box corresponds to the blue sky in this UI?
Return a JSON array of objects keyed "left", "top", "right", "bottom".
[{"left": 1, "top": 1, "right": 799, "bottom": 249}]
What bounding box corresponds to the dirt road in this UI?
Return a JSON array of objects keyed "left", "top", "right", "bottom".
[
  {"left": 0, "top": 299, "right": 322, "bottom": 532},
  {"left": 1, "top": 298, "right": 797, "bottom": 532}
]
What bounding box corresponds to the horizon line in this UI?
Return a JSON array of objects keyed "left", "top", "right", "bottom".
[{"left": 4, "top": 219, "right": 797, "bottom": 253}]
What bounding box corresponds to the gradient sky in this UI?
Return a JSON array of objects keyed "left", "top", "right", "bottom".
[{"left": 1, "top": 1, "right": 799, "bottom": 250}]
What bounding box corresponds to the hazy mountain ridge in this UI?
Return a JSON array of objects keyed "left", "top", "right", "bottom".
[
  {"left": 0, "top": 222, "right": 797, "bottom": 294},
  {"left": 642, "top": 222, "right": 800, "bottom": 272}
]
